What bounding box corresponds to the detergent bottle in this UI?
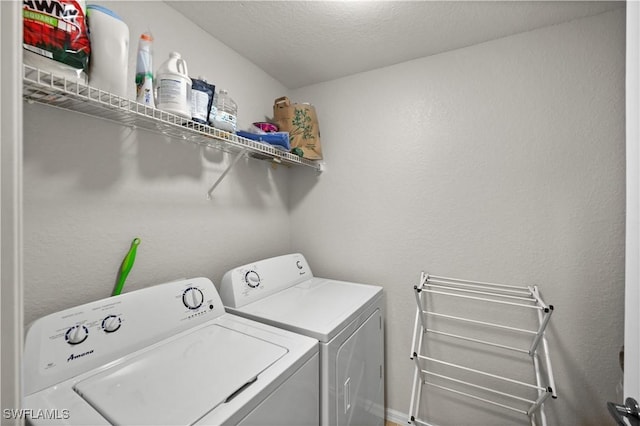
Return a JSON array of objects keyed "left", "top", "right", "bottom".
[
  {"left": 87, "top": 5, "right": 130, "bottom": 98},
  {"left": 135, "top": 32, "right": 155, "bottom": 107},
  {"left": 156, "top": 52, "right": 191, "bottom": 118}
]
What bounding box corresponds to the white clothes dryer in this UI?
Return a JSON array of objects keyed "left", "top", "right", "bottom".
[
  {"left": 220, "top": 253, "right": 385, "bottom": 426},
  {"left": 23, "top": 277, "right": 319, "bottom": 426}
]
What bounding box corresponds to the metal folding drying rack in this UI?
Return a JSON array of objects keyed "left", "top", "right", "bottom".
[
  {"left": 408, "top": 272, "right": 557, "bottom": 426},
  {"left": 21, "top": 65, "right": 323, "bottom": 198}
]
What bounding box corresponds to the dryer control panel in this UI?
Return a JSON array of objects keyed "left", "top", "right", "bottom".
[
  {"left": 220, "top": 253, "right": 313, "bottom": 308},
  {"left": 24, "top": 277, "right": 224, "bottom": 395}
]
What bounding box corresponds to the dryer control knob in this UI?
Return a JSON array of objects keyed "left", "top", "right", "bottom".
[
  {"left": 65, "top": 325, "right": 89, "bottom": 345},
  {"left": 183, "top": 287, "right": 204, "bottom": 310},
  {"left": 245, "top": 271, "right": 261, "bottom": 288},
  {"left": 102, "top": 315, "right": 121, "bottom": 333}
]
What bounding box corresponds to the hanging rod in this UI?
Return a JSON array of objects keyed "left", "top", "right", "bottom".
[
  {"left": 414, "top": 354, "right": 546, "bottom": 392},
  {"left": 424, "top": 381, "right": 528, "bottom": 415},
  {"left": 420, "top": 288, "right": 543, "bottom": 310},
  {"left": 423, "top": 311, "right": 537, "bottom": 335},
  {"left": 423, "top": 328, "right": 530, "bottom": 354},
  {"left": 412, "top": 353, "right": 554, "bottom": 419},
  {"left": 425, "top": 283, "right": 538, "bottom": 303},
  {"left": 428, "top": 274, "right": 531, "bottom": 291},
  {"left": 420, "top": 369, "right": 536, "bottom": 405},
  {"left": 427, "top": 278, "right": 533, "bottom": 296}
]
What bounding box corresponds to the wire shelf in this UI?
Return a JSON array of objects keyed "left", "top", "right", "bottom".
[{"left": 22, "top": 65, "right": 322, "bottom": 172}]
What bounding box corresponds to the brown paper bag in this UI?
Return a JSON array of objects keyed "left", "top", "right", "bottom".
[{"left": 273, "top": 97, "right": 323, "bottom": 160}]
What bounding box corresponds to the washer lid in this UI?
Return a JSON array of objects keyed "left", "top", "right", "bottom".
[
  {"left": 73, "top": 324, "right": 287, "bottom": 426},
  {"left": 236, "top": 278, "right": 382, "bottom": 342}
]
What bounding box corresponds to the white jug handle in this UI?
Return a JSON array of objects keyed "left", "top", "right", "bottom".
[{"left": 177, "top": 59, "right": 188, "bottom": 77}]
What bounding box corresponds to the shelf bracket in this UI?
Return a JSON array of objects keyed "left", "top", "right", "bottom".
[{"left": 207, "top": 149, "right": 247, "bottom": 199}]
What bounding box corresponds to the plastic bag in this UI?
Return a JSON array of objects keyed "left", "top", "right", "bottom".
[{"left": 23, "top": 0, "right": 91, "bottom": 82}]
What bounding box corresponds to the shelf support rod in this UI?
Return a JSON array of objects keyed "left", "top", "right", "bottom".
[{"left": 207, "top": 149, "right": 246, "bottom": 199}]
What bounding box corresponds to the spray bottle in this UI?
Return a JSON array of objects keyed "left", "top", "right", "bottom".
[{"left": 135, "top": 32, "right": 155, "bottom": 107}]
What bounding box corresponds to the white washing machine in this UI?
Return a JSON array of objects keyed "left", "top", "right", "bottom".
[
  {"left": 220, "top": 253, "right": 385, "bottom": 426},
  {"left": 23, "top": 277, "right": 319, "bottom": 425}
]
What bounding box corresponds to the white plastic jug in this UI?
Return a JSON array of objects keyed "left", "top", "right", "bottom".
[
  {"left": 156, "top": 52, "right": 192, "bottom": 119},
  {"left": 86, "top": 5, "right": 129, "bottom": 98}
]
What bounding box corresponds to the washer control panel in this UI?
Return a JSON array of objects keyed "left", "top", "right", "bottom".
[
  {"left": 182, "top": 286, "right": 204, "bottom": 309},
  {"left": 220, "top": 253, "right": 313, "bottom": 308},
  {"left": 101, "top": 314, "right": 121, "bottom": 333},
  {"left": 245, "top": 270, "right": 261, "bottom": 288},
  {"left": 23, "top": 277, "right": 224, "bottom": 395}
]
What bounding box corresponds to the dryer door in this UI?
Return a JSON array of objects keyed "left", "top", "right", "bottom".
[{"left": 336, "top": 309, "right": 384, "bottom": 426}]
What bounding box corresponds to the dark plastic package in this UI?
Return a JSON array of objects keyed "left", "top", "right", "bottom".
[{"left": 190, "top": 78, "right": 215, "bottom": 124}]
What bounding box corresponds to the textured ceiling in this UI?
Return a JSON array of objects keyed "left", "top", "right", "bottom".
[{"left": 167, "top": 1, "right": 624, "bottom": 89}]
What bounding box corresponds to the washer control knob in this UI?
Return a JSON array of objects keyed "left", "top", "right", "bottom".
[
  {"left": 65, "top": 325, "right": 89, "bottom": 345},
  {"left": 245, "top": 271, "right": 261, "bottom": 288},
  {"left": 183, "top": 287, "right": 204, "bottom": 310},
  {"left": 102, "top": 315, "right": 121, "bottom": 333}
]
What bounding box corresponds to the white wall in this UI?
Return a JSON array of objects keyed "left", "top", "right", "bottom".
[
  {"left": 290, "top": 8, "right": 626, "bottom": 425},
  {"left": 22, "top": 2, "right": 626, "bottom": 424},
  {"left": 23, "top": 1, "right": 293, "bottom": 325}
]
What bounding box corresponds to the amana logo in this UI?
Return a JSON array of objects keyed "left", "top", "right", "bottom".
[{"left": 67, "top": 349, "right": 94, "bottom": 362}]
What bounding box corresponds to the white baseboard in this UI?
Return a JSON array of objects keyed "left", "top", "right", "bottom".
[
  {"left": 386, "top": 407, "right": 440, "bottom": 426},
  {"left": 386, "top": 407, "right": 411, "bottom": 425}
]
